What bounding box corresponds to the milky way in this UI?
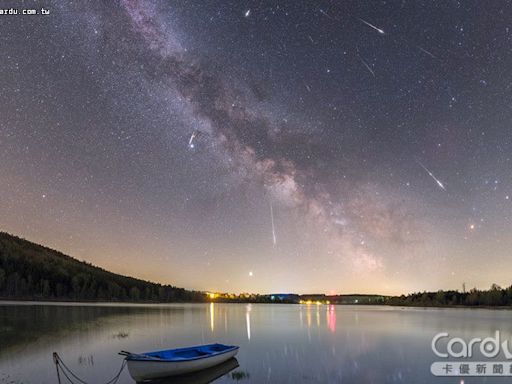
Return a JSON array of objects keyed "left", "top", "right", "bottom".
[{"left": 1, "top": 1, "right": 512, "bottom": 294}]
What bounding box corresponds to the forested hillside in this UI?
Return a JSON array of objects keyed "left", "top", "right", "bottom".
[{"left": 0, "top": 232, "right": 205, "bottom": 302}]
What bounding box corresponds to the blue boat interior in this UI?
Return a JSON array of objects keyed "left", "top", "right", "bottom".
[{"left": 130, "top": 343, "right": 238, "bottom": 361}]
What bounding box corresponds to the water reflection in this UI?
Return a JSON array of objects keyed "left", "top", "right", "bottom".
[
  {"left": 300, "top": 303, "right": 337, "bottom": 334},
  {"left": 327, "top": 304, "right": 336, "bottom": 333},
  {"left": 1, "top": 302, "right": 511, "bottom": 383},
  {"left": 144, "top": 358, "right": 239, "bottom": 384},
  {"left": 210, "top": 302, "right": 215, "bottom": 332},
  {"left": 245, "top": 304, "right": 251, "bottom": 341},
  {"left": 0, "top": 302, "right": 150, "bottom": 355}
]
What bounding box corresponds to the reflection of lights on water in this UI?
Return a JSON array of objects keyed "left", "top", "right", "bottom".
[
  {"left": 301, "top": 303, "right": 336, "bottom": 333},
  {"left": 299, "top": 300, "right": 329, "bottom": 305},
  {"left": 246, "top": 304, "right": 251, "bottom": 340},
  {"left": 326, "top": 305, "right": 336, "bottom": 333},
  {"left": 210, "top": 302, "right": 214, "bottom": 332}
]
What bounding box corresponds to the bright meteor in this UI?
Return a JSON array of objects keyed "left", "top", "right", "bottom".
[
  {"left": 358, "top": 18, "right": 385, "bottom": 35},
  {"left": 188, "top": 131, "right": 201, "bottom": 149},
  {"left": 417, "top": 161, "right": 446, "bottom": 191}
]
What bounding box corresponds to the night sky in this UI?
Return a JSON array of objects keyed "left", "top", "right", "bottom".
[{"left": 1, "top": 1, "right": 512, "bottom": 295}]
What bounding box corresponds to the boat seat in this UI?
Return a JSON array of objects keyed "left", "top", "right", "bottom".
[
  {"left": 172, "top": 350, "right": 209, "bottom": 358},
  {"left": 205, "top": 345, "right": 226, "bottom": 352}
]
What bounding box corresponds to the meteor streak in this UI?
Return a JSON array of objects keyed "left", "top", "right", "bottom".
[
  {"left": 270, "top": 200, "right": 277, "bottom": 246},
  {"left": 417, "top": 160, "right": 446, "bottom": 191},
  {"left": 358, "top": 57, "right": 375, "bottom": 77},
  {"left": 319, "top": 9, "right": 334, "bottom": 20},
  {"left": 358, "top": 18, "right": 385, "bottom": 35},
  {"left": 417, "top": 45, "right": 436, "bottom": 58},
  {"left": 188, "top": 130, "right": 200, "bottom": 148}
]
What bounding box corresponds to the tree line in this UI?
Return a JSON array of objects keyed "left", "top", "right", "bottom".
[
  {"left": 386, "top": 284, "right": 512, "bottom": 307},
  {"left": 0, "top": 232, "right": 205, "bottom": 302}
]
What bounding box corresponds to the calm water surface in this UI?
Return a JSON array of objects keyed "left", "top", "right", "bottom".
[{"left": 0, "top": 302, "right": 511, "bottom": 383}]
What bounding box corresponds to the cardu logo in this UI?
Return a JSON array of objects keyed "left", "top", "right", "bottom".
[{"left": 431, "top": 331, "right": 512, "bottom": 377}]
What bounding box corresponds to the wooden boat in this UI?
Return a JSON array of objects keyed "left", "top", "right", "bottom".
[{"left": 120, "top": 343, "right": 239, "bottom": 381}]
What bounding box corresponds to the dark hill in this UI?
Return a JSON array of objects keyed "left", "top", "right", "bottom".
[{"left": 0, "top": 232, "right": 205, "bottom": 302}]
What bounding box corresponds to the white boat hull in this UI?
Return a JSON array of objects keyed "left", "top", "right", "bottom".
[{"left": 127, "top": 348, "right": 238, "bottom": 381}]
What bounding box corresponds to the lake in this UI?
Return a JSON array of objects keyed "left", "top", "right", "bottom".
[{"left": 1, "top": 302, "right": 511, "bottom": 383}]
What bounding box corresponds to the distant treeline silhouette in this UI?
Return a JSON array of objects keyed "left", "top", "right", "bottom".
[
  {"left": 386, "top": 284, "right": 512, "bottom": 307},
  {"left": 0, "top": 232, "right": 205, "bottom": 302},
  {"left": 2, "top": 231, "right": 511, "bottom": 306}
]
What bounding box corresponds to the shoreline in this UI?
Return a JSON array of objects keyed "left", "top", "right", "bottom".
[{"left": 1, "top": 298, "right": 512, "bottom": 310}]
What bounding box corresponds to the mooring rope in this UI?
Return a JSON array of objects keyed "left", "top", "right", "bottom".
[{"left": 53, "top": 352, "right": 127, "bottom": 384}]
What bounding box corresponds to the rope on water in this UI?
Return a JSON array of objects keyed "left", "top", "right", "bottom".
[{"left": 53, "top": 352, "right": 127, "bottom": 384}]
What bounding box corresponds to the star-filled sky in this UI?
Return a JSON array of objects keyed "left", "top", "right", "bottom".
[{"left": 1, "top": 1, "right": 512, "bottom": 295}]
